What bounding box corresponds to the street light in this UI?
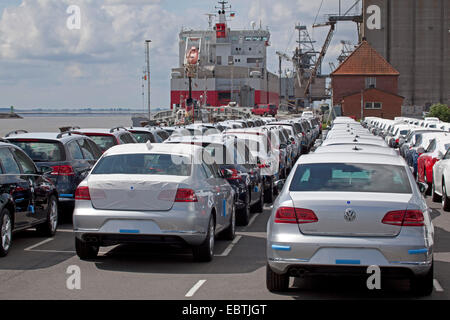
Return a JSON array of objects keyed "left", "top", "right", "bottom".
[{"left": 145, "top": 40, "right": 152, "bottom": 122}]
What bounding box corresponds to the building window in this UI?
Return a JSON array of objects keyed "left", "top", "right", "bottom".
[
  {"left": 365, "top": 102, "right": 382, "bottom": 109},
  {"left": 366, "top": 77, "right": 376, "bottom": 88},
  {"left": 217, "top": 56, "right": 222, "bottom": 65}
]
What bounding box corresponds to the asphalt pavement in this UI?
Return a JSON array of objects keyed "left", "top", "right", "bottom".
[{"left": 0, "top": 197, "right": 449, "bottom": 300}]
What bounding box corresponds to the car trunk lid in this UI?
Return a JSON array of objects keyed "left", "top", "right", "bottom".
[
  {"left": 289, "top": 192, "right": 413, "bottom": 237},
  {"left": 88, "top": 174, "right": 187, "bottom": 211}
]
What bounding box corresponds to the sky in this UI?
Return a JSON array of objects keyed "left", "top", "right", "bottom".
[{"left": 0, "top": 0, "right": 360, "bottom": 110}]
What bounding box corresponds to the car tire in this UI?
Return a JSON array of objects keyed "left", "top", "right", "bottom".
[
  {"left": 75, "top": 238, "right": 99, "bottom": 260},
  {"left": 36, "top": 195, "right": 58, "bottom": 237},
  {"left": 237, "top": 193, "right": 250, "bottom": 226},
  {"left": 264, "top": 181, "right": 274, "bottom": 204},
  {"left": 253, "top": 187, "right": 264, "bottom": 213},
  {"left": 442, "top": 181, "right": 450, "bottom": 212},
  {"left": 432, "top": 179, "right": 442, "bottom": 203},
  {"left": 192, "top": 216, "right": 215, "bottom": 262},
  {"left": 411, "top": 263, "right": 433, "bottom": 296},
  {"left": 266, "top": 264, "right": 289, "bottom": 292},
  {"left": 424, "top": 169, "right": 432, "bottom": 196},
  {"left": 0, "top": 208, "right": 13, "bottom": 257},
  {"left": 222, "top": 206, "right": 236, "bottom": 240}
]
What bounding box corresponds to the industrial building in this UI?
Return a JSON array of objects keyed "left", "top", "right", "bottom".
[{"left": 363, "top": 0, "right": 450, "bottom": 114}]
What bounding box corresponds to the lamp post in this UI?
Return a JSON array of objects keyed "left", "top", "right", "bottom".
[{"left": 145, "top": 40, "right": 152, "bottom": 122}]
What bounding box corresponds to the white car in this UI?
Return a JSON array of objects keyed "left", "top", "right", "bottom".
[{"left": 432, "top": 147, "right": 450, "bottom": 211}]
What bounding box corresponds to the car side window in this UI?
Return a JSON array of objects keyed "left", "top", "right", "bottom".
[
  {"left": 86, "top": 139, "right": 103, "bottom": 159},
  {"left": 444, "top": 149, "right": 450, "bottom": 160},
  {"left": 202, "top": 163, "right": 214, "bottom": 179},
  {"left": 0, "top": 148, "right": 21, "bottom": 174},
  {"left": 11, "top": 148, "right": 35, "bottom": 174},
  {"left": 77, "top": 139, "right": 95, "bottom": 160},
  {"left": 119, "top": 133, "right": 136, "bottom": 144},
  {"left": 68, "top": 141, "right": 84, "bottom": 160}
]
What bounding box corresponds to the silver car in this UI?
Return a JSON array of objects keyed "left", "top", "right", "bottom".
[
  {"left": 266, "top": 152, "right": 434, "bottom": 295},
  {"left": 73, "top": 143, "right": 235, "bottom": 262}
]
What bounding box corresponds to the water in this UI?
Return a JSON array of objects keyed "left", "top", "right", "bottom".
[{"left": 0, "top": 115, "right": 135, "bottom": 137}]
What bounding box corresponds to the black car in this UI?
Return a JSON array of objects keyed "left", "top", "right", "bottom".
[
  {"left": 0, "top": 141, "right": 59, "bottom": 256},
  {"left": 5, "top": 131, "right": 102, "bottom": 212},
  {"left": 165, "top": 135, "right": 264, "bottom": 226}
]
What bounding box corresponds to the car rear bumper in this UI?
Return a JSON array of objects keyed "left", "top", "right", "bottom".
[
  {"left": 73, "top": 201, "right": 209, "bottom": 246},
  {"left": 267, "top": 226, "right": 433, "bottom": 277}
]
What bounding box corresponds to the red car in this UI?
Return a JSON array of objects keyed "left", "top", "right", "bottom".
[
  {"left": 417, "top": 136, "right": 450, "bottom": 193},
  {"left": 251, "top": 104, "right": 278, "bottom": 117}
]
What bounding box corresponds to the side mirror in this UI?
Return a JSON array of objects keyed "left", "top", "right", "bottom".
[
  {"left": 417, "top": 182, "right": 428, "bottom": 194},
  {"left": 275, "top": 180, "right": 285, "bottom": 192},
  {"left": 39, "top": 166, "right": 54, "bottom": 175}
]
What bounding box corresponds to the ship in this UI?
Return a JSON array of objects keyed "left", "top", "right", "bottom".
[{"left": 170, "top": 1, "right": 280, "bottom": 111}]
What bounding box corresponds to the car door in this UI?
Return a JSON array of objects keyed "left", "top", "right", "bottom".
[
  {"left": 0, "top": 147, "right": 32, "bottom": 228},
  {"left": 437, "top": 149, "right": 450, "bottom": 194},
  {"left": 200, "top": 161, "right": 224, "bottom": 231},
  {"left": 10, "top": 147, "right": 49, "bottom": 223},
  {"left": 67, "top": 140, "right": 89, "bottom": 187}
]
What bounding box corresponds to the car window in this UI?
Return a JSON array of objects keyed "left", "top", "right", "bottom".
[
  {"left": 86, "top": 140, "right": 103, "bottom": 159},
  {"left": 290, "top": 163, "right": 412, "bottom": 194},
  {"left": 68, "top": 141, "right": 84, "bottom": 160},
  {"left": 157, "top": 130, "right": 169, "bottom": 141},
  {"left": 12, "top": 148, "right": 36, "bottom": 174},
  {"left": 88, "top": 135, "right": 117, "bottom": 151},
  {"left": 119, "top": 133, "right": 136, "bottom": 144},
  {"left": 9, "top": 140, "right": 66, "bottom": 162},
  {"left": 92, "top": 153, "right": 191, "bottom": 176},
  {"left": 132, "top": 132, "right": 156, "bottom": 143},
  {"left": 202, "top": 163, "right": 214, "bottom": 178},
  {"left": 426, "top": 139, "right": 436, "bottom": 153},
  {"left": 0, "top": 148, "right": 21, "bottom": 174},
  {"left": 77, "top": 139, "right": 95, "bottom": 160},
  {"left": 444, "top": 149, "right": 450, "bottom": 160}
]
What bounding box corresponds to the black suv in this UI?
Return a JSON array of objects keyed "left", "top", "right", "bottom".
[
  {"left": 5, "top": 131, "right": 102, "bottom": 212},
  {"left": 0, "top": 141, "right": 59, "bottom": 256}
]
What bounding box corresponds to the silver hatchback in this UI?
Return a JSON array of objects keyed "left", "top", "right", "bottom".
[
  {"left": 267, "top": 152, "right": 434, "bottom": 295},
  {"left": 73, "top": 143, "right": 235, "bottom": 262}
]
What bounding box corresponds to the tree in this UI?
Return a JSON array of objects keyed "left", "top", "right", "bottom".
[{"left": 428, "top": 103, "right": 450, "bottom": 122}]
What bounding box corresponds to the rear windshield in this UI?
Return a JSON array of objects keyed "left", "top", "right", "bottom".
[
  {"left": 132, "top": 132, "right": 156, "bottom": 143},
  {"left": 88, "top": 135, "right": 117, "bottom": 151},
  {"left": 289, "top": 163, "right": 412, "bottom": 194},
  {"left": 9, "top": 140, "right": 65, "bottom": 162},
  {"left": 92, "top": 153, "right": 192, "bottom": 176}
]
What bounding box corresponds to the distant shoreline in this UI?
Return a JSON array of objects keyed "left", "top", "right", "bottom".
[{"left": 0, "top": 113, "right": 22, "bottom": 119}]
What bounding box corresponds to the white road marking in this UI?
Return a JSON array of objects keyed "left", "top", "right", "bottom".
[
  {"left": 247, "top": 213, "right": 260, "bottom": 228},
  {"left": 185, "top": 280, "right": 207, "bottom": 297},
  {"left": 57, "top": 229, "right": 74, "bottom": 233},
  {"left": 24, "top": 238, "right": 54, "bottom": 251},
  {"left": 215, "top": 235, "right": 242, "bottom": 257},
  {"left": 434, "top": 279, "right": 444, "bottom": 292},
  {"left": 26, "top": 249, "right": 110, "bottom": 255}
]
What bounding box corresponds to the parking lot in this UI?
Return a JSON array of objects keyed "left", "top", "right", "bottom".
[{"left": 0, "top": 194, "right": 449, "bottom": 300}]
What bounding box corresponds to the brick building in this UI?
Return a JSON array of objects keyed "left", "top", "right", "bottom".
[{"left": 331, "top": 40, "right": 404, "bottom": 120}]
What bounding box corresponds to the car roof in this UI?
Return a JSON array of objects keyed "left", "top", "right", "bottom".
[
  {"left": 322, "top": 138, "right": 388, "bottom": 147},
  {"left": 314, "top": 144, "right": 397, "bottom": 156},
  {"left": 298, "top": 152, "right": 406, "bottom": 166},
  {"left": 4, "top": 132, "right": 84, "bottom": 142},
  {"left": 166, "top": 135, "right": 232, "bottom": 145},
  {"left": 73, "top": 128, "right": 126, "bottom": 135},
  {"left": 104, "top": 143, "right": 203, "bottom": 157}
]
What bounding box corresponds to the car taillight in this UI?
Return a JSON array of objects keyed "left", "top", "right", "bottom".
[
  {"left": 51, "top": 165, "right": 74, "bottom": 176},
  {"left": 75, "top": 186, "right": 91, "bottom": 200},
  {"left": 258, "top": 163, "right": 269, "bottom": 168},
  {"left": 396, "top": 138, "right": 399, "bottom": 144},
  {"left": 174, "top": 188, "right": 198, "bottom": 202},
  {"left": 274, "top": 207, "right": 318, "bottom": 224},
  {"left": 382, "top": 210, "right": 424, "bottom": 227}
]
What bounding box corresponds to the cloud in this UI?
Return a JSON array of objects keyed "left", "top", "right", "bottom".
[{"left": 0, "top": 0, "right": 359, "bottom": 108}]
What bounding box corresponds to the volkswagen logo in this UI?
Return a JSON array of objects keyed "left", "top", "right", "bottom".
[{"left": 344, "top": 208, "right": 356, "bottom": 222}]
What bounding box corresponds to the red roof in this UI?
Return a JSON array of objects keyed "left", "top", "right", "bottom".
[{"left": 331, "top": 41, "right": 399, "bottom": 76}]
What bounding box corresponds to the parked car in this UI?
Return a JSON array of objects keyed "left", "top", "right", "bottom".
[
  {"left": 266, "top": 152, "right": 434, "bottom": 296},
  {"left": 251, "top": 104, "right": 278, "bottom": 117},
  {"left": 70, "top": 127, "right": 137, "bottom": 152},
  {"left": 73, "top": 143, "right": 235, "bottom": 262},
  {"left": 417, "top": 136, "right": 450, "bottom": 193},
  {"left": 432, "top": 147, "right": 450, "bottom": 210},
  {"left": 0, "top": 142, "right": 59, "bottom": 256},
  {"left": 5, "top": 132, "right": 102, "bottom": 211},
  {"left": 165, "top": 135, "right": 264, "bottom": 225},
  {"left": 224, "top": 129, "right": 279, "bottom": 203}
]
